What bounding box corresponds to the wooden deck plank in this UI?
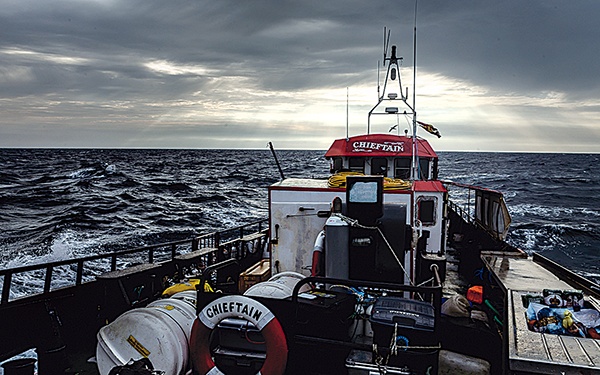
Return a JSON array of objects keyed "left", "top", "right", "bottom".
[{"left": 483, "top": 255, "right": 572, "bottom": 292}]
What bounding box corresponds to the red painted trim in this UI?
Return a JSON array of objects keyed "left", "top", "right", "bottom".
[
  {"left": 324, "top": 134, "right": 438, "bottom": 158},
  {"left": 412, "top": 180, "right": 447, "bottom": 193}
]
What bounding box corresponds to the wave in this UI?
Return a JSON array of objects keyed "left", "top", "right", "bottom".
[
  {"left": 1, "top": 149, "right": 599, "bottom": 285},
  {"left": 149, "top": 181, "right": 194, "bottom": 192},
  {"left": 508, "top": 221, "right": 600, "bottom": 254}
]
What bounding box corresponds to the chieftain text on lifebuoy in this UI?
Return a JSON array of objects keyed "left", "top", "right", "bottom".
[{"left": 204, "top": 300, "right": 265, "bottom": 322}]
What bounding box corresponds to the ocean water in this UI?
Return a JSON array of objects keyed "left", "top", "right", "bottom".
[{"left": 0, "top": 149, "right": 598, "bottom": 285}]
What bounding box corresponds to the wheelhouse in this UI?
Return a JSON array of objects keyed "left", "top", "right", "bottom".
[{"left": 325, "top": 134, "right": 439, "bottom": 180}]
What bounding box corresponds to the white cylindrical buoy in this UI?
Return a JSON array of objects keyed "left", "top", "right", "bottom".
[
  {"left": 96, "top": 292, "right": 197, "bottom": 375},
  {"left": 244, "top": 271, "right": 309, "bottom": 299}
]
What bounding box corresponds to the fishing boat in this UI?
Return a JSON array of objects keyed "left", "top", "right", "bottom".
[{"left": 2, "top": 29, "right": 600, "bottom": 375}]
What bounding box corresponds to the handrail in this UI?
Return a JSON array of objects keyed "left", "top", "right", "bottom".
[
  {"left": 0, "top": 219, "right": 267, "bottom": 305},
  {"left": 448, "top": 199, "right": 503, "bottom": 241},
  {"left": 443, "top": 180, "right": 512, "bottom": 241}
]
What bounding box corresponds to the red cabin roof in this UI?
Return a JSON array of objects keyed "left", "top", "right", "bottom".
[{"left": 324, "top": 134, "right": 438, "bottom": 159}]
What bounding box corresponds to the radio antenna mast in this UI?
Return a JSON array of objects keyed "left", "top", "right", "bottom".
[
  {"left": 410, "top": 0, "right": 420, "bottom": 181},
  {"left": 346, "top": 87, "right": 349, "bottom": 140}
]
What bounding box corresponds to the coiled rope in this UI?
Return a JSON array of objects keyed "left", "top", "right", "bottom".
[{"left": 328, "top": 171, "right": 411, "bottom": 190}]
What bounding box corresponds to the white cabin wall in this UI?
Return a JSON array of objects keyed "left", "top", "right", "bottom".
[
  {"left": 269, "top": 183, "right": 415, "bottom": 278},
  {"left": 416, "top": 191, "right": 446, "bottom": 254},
  {"left": 269, "top": 189, "right": 345, "bottom": 276}
]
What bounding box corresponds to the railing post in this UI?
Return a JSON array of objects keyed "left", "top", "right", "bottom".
[
  {"left": 76, "top": 260, "right": 84, "bottom": 285},
  {"left": 171, "top": 243, "right": 177, "bottom": 259},
  {"left": 149, "top": 248, "right": 154, "bottom": 264},
  {"left": 44, "top": 266, "right": 53, "bottom": 293},
  {"left": 2, "top": 273, "right": 12, "bottom": 304}
]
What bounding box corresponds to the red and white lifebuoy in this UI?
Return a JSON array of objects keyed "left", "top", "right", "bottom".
[{"left": 190, "top": 295, "right": 288, "bottom": 375}]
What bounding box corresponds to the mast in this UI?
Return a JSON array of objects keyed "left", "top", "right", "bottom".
[
  {"left": 410, "top": 0, "right": 419, "bottom": 181},
  {"left": 367, "top": 29, "right": 415, "bottom": 137},
  {"left": 410, "top": 1, "right": 421, "bottom": 288},
  {"left": 346, "top": 87, "right": 349, "bottom": 140}
]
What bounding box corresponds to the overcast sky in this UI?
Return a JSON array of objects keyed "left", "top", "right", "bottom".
[{"left": 1, "top": 0, "right": 599, "bottom": 152}]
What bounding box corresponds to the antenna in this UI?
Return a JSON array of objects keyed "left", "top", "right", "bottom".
[
  {"left": 346, "top": 87, "right": 349, "bottom": 140},
  {"left": 412, "top": 1, "right": 418, "bottom": 119},
  {"left": 377, "top": 61, "right": 381, "bottom": 102},
  {"left": 410, "top": 0, "right": 419, "bottom": 181},
  {"left": 383, "top": 27, "right": 391, "bottom": 66}
]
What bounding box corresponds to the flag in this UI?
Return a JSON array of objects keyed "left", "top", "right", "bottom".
[{"left": 417, "top": 120, "right": 441, "bottom": 138}]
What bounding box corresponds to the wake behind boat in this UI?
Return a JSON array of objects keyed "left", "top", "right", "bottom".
[{"left": 1, "top": 28, "right": 600, "bottom": 375}]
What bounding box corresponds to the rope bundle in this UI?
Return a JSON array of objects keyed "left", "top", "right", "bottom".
[{"left": 327, "top": 171, "right": 411, "bottom": 190}]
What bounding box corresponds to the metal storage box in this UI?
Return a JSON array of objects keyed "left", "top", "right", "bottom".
[
  {"left": 296, "top": 289, "right": 356, "bottom": 340},
  {"left": 369, "top": 296, "right": 438, "bottom": 373}
]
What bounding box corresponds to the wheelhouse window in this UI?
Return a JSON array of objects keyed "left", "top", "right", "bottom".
[
  {"left": 371, "top": 158, "right": 388, "bottom": 176},
  {"left": 330, "top": 157, "right": 343, "bottom": 173},
  {"left": 394, "top": 158, "right": 411, "bottom": 179},
  {"left": 419, "top": 158, "right": 431, "bottom": 180},
  {"left": 432, "top": 158, "right": 439, "bottom": 180},
  {"left": 417, "top": 197, "right": 437, "bottom": 225},
  {"left": 349, "top": 157, "right": 365, "bottom": 173}
]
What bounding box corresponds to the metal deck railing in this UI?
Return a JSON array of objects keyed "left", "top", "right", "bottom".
[{"left": 0, "top": 219, "right": 267, "bottom": 305}]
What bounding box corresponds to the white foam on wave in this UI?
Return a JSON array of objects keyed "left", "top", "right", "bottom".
[
  {"left": 511, "top": 202, "right": 600, "bottom": 221},
  {"left": 510, "top": 203, "right": 574, "bottom": 219},
  {"left": 2, "top": 230, "right": 105, "bottom": 299},
  {"left": 509, "top": 225, "right": 571, "bottom": 253},
  {"left": 67, "top": 167, "right": 97, "bottom": 179},
  {"left": 48, "top": 230, "right": 78, "bottom": 261}
]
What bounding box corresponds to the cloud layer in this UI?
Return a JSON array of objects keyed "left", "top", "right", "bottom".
[{"left": 1, "top": 0, "right": 598, "bottom": 152}]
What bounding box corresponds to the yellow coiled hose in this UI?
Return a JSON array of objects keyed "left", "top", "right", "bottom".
[{"left": 327, "top": 171, "right": 411, "bottom": 190}]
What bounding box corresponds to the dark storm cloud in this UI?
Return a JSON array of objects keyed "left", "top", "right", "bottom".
[
  {"left": 0, "top": 0, "right": 598, "bottom": 150},
  {"left": 416, "top": 1, "right": 600, "bottom": 98}
]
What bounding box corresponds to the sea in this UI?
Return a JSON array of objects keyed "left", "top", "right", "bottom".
[{"left": 1, "top": 149, "right": 599, "bottom": 288}]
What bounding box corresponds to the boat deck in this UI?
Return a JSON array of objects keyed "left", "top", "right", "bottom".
[{"left": 483, "top": 255, "right": 600, "bottom": 374}]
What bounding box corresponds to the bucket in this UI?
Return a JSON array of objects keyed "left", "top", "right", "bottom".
[
  {"left": 96, "top": 294, "right": 197, "bottom": 375},
  {"left": 1, "top": 358, "right": 36, "bottom": 375},
  {"left": 244, "top": 271, "right": 309, "bottom": 299}
]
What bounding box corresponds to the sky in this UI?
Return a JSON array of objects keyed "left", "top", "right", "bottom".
[{"left": 1, "top": 0, "right": 599, "bottom": 152}]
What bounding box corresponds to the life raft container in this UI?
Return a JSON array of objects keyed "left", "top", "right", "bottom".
[{"left": 190, "top": 295, "right": 287, "bottom": 375}]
